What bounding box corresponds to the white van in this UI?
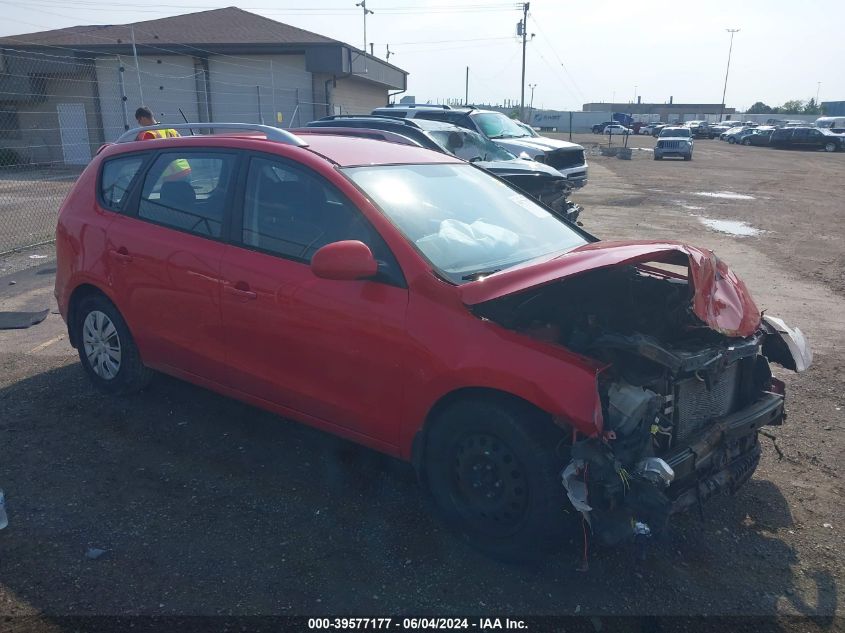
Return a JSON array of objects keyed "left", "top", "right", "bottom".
[{"left": 815, "top": 117, "right": 845, "bottom": 133}]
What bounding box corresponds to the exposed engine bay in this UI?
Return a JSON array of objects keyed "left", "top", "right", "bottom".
[{"left": 473, "top": 261, "right": 811, "bottom": 545}]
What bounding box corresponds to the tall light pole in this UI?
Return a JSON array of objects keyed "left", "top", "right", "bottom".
[
  {"left": 719, "top": 28, "right": 740, "bottom": 122},
  {"left": 528, "top": 83, "right": 537, "bottom": 122},
  {"left": 519, "top": 2, "right": 530, "bottom": 121},
  {"left": 355, "top": 1, "right": 374, "bottom": 55},
  {"left": 816, "top": 81, "right": 821, "bottom": 109}
]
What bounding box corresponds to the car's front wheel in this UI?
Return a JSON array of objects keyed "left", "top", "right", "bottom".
[
  {"left": 743, "top": 139, "right": 752, "bottom": 145},
  {"left": 423, "top": 398, "right": 570, "bottom": 562},
  {"left": 75, "top": 294, "right": 153, "bottom": 394},
  {"left": 728, "top": 137, "right": 737, "bottom": 144},
  {"left": 824, "top": 142, "right": 837, "bottom": 152}
]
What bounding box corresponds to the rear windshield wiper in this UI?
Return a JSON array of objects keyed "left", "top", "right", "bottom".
[{"left": 462, "top": 269, "right": 501, "bottom": 281}]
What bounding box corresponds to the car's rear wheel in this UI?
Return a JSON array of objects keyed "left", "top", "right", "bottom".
[
  {"left": 75, "top": 294, "right": 153, "bottom": 394},
  {"left": 824, "top": 142, "right": 837, "bottom": 152},
  {"left": 423, "top": 398, "right": 570, "bottom": 562},
  {"left": 684, "top": 154, "right": 692, "bottom": 161}
]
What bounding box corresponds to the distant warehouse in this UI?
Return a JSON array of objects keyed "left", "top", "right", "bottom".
[
  {"left": 582, "top": 99, "right": 735, "bottom": 122},
  {"left": 821, "top": 101, "right": 845, "bottom": 116},
  {"left": 0, "top": 7, "right": 407, "bottom": 165}
]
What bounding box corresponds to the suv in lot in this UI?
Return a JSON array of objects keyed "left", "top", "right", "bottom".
[
  {"left": 654, "top": 127, "right": 694, "bottom": 160},
  {"left": 304, "top": 116, "right": 581, "bottom": 222},
  {"left": 371, "top": 104, "right": 588, "bottom": 187},
  {"left": 55, "top": 122, "right": 809, "bottom": 560},
  {"left": 770, "top": 127, "right": 845, "bottom": 152},
  {"left": 684, "top": 120, "right": 711, "bottom": 139}
]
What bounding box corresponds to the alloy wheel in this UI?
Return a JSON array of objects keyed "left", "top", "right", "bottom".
[{"left": 82, "top": 310, "right": 122, "bottom": 380}]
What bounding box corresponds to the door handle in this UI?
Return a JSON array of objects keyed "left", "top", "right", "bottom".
[
  {"left": 224, "top": 282, "right": 257, "bottom": 300},
  {"left": 108, "top": 248, "right": 133, "bottom": 263}
]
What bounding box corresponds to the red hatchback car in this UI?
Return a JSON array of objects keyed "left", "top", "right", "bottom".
[{"left": 55, "top": 123, "right": 811, "bottom": 560}]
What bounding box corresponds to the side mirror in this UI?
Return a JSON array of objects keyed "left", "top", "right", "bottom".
[{"left": 311, "top": 240, "right": 378, "bottom": 281}]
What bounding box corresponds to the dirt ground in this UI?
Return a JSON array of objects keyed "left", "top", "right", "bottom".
[{"left": 0, "top": 135, "right": 843, "bottom": 629}]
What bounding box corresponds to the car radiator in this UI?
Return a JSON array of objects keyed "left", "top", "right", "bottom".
[{"left": 672, "top": 361, "right": 741, "bottom": 443}]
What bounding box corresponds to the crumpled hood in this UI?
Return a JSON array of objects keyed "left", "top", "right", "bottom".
[
  {"left": 460, "top": 240, "right": 761, "bottom": 338},
  {"left": 477, "top": 157, "right": 564, "bottom": 178},
  {"left": 493, "top": 136, "right": 584, "bottom": 154}
]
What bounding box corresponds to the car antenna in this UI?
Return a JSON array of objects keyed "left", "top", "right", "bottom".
[{"left": 178, "top": 108, "right": 195, "bottom": 136}]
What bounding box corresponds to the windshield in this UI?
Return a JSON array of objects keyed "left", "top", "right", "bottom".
[
  {"left": 429, "top": 129, "right": 515, "bottom": 162},
  {"left": 659, "top": 128, "right": 690, "bottom": 138},
  {"left": 343, "top": 163, "right": 586, "bottom": 283},
  {"left": 472, "top": 112, "right": 531, "bottom": 139}
]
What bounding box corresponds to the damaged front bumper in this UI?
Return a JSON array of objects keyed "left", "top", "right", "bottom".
[
  {"left": 665, "top": 391, "right": 783, "bottom": 513},
  {"left": 562, "top": 392, "right": 787, "bottom": 546}
]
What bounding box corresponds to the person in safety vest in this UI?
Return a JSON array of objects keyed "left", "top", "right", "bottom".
[{"left": 135, "top": 106, "right": 191, "bottom": 181}]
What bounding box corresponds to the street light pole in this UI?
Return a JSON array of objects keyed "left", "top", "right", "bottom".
[
  {"left": 519, "top": 2, "right": 530, "bottom": 121},
  {"left": 528, "top": 83, "right": 537, "bottom": 123},
  {"left": 719, "top": 28, "right": 740, "bottom": 122},
  {"left": 355, "top": 1, "right": 374, "bottom": 55}
]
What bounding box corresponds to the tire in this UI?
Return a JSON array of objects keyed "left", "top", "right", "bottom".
[
  {"left": 684, "top": 154, "right": 692, "bottom": 161},
  {"left": 654, "top": 155, "right": 662, "bottom": 160},
  {"left": 743, "top": 139, "right": 752, "bottom": 146},
  {"left": 824, "top": 142, "right": 836, "bottom": 152},
  {"left": 75, "top": 294, "right": 153, "bottom": 395},
  {"left": 728, "top": 137, "right": 736, "bottom": 144},
  {"left": 422, "top": 398, "right": 571, "bottom": 562}
]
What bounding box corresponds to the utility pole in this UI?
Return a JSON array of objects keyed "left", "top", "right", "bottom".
[
  {"left": 386, "top": 44, "right": 393, "bottom": 62},
  {"left": 719, "top": 28, "right": 740, "bottom": 122},
  {"left": 355, "top": 1, "right": 374, "bottom": 55},
  {"left": 816, "top": 81, "right": 821, "bottom": 108},
  {"left": 465, "top": 66, "right": 469, "bottom": 105},
  {"left": 519, "top": 2, "right": 530, "bottom": 121}
]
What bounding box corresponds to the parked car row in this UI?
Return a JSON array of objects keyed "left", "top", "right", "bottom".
[
  {"left": 718, "top": 124, "right": 845, "bottom": 151},
  {"left": 303, "top": 115, "right": 582, "bottom": 222},
  {"left": 52, "top": 115, "right": 810, "bottom": 562}
]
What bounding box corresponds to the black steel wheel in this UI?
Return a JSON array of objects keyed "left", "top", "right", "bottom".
[{"left": 422, "top": 397, "right": 570, "bottom": 561}]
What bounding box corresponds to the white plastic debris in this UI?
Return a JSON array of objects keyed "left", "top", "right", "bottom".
[
  {"left": 85, "top": 547, "right": 106, "bottom": 560},
  {"left": 561, "top": 460, "right": 592, "bottom": 514},
  {"left": 822, "top": 523, "right": 833, "bottom": 529}
]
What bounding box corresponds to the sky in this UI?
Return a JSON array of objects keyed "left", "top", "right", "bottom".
[{"left": 2, "top": 0, "right": 843, "bottom": 112}]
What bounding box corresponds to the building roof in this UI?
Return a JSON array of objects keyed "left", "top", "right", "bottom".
[{"left": 0, "top": 7, "right": 338, "bottom": 48}]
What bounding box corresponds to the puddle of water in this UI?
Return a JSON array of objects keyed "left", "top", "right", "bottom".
[
  {"left": 697, "top": 217, "right": 762, "bottom": 237},
  {"left": 693, "top": 191, "right": 756, "bottom": 200},
  {"left": 673, "top": 200, "right": 705, "bottom": 210}
]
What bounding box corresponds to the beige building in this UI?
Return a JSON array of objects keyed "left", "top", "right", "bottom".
[{"left": 0, "top": 7, "right": 407, "bottom": 165}]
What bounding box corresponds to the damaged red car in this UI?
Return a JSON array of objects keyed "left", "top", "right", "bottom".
[{"left": 55, "top": 124, "right": 811, "bottom": 560}]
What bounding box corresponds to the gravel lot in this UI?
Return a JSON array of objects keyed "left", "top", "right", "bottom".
[{"left": 0, "top": 135, "right": 842, "bottom": 629}]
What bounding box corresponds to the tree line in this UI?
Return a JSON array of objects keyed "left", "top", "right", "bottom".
[{"left": 746, "top": 98, "right": 824, "bottom": 115}]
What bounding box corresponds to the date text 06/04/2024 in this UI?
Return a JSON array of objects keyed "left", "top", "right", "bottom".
[{"left": 307, "top": 618, "right": 528, "bottom": 630}]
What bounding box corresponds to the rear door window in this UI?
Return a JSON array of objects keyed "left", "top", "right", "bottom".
[
  {"left": 137, "top": 152, "right": 236, "bottom": 239},
  {"left": 100, "top": 155, "right": 146, "bottom": 211}
]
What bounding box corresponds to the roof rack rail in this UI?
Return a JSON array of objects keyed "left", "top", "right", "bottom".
[
  {"left": 316, "top": 114, "right": 419, "bottom": 126},
  {"left": 115, "top": 123, "right": 308, "bottom": 146},
  {"left": 380, "top": 103, "right": 452, "bottom": 110}
]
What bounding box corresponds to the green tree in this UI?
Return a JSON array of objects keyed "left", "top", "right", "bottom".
[
  {"left": 777, "top": 99, "right": 805, "bottom": 114},
  {"left": 802, "top": 98, "right": 821, "bottom": 114},
  {"left": 747, "top": 101, "right": 773, "bottom": 114}
]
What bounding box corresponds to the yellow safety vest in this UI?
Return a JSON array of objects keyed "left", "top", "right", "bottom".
[{"left": 137, "top": 128, "right": 192, "bottom": 180}]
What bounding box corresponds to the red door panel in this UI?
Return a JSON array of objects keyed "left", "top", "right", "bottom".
[
  {"left": 220, "top": 247, "right": 410, "bottom": 446},
  {"left": 107, "top": 214, "right": 227, "bottom": 382}
]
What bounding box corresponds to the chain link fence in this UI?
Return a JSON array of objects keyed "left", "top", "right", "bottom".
[{"left": 1, "top": 45, "right": 333, "bottom": 254}]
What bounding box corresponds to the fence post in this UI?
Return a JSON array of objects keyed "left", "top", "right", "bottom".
[{"left": 118, "top": 62, "right": 130, "bottom": 131}]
